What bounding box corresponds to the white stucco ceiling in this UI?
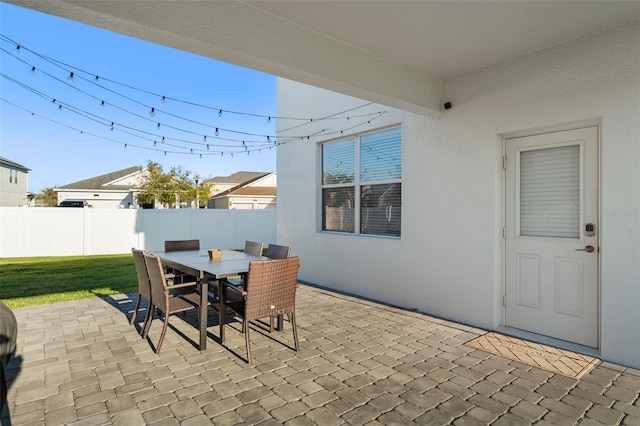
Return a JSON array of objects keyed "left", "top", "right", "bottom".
[{"left": 7, "top": 0, "right": 640, "bottom": 115}]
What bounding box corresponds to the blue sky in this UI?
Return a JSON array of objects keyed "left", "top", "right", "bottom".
[{"left": 0, "top": 3, "right": 278, "bottom": 193}]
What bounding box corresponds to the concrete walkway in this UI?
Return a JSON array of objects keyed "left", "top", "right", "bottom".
[{"left": 2, "top": 285, "right": 639, "bottom": 425}]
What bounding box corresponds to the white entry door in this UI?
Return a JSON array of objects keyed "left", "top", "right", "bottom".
[{"left": 505, "top": 127, "right": 598, "bottom": 348}]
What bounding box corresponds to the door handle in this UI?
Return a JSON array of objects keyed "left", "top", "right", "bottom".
[{"left": 576, "top": 245, "right": 595, "bottom": 253}]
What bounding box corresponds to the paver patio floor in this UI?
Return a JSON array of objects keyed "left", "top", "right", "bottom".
[{"left": 2, "top": 284, "right": 639, "bottom": 425}]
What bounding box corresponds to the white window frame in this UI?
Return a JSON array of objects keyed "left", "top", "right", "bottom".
[{"left": 320, "top": 125, "right": 402, "bottom": 238}]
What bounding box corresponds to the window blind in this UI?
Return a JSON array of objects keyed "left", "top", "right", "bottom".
[
  {"left": 520, "top": 145, "right": 580, "bottom": 238},
  {"left": 360, "top": 127, "right": 402, "bottom": 182},
  {"left": 322, "top": 138, "right": 355, "bottom": 184}
]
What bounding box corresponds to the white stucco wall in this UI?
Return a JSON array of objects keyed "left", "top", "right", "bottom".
[{"left": 276, "top": 20, "right": 639, "bottom": 368}]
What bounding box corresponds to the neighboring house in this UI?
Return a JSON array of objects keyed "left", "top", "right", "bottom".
[
  {"left": 56, "top": 166, "right": 144, "bottom": 208},
  {"left": 204, "top": 171, "right": 276, "bottom": 209},
  {"left": 0, "top": 157, "right": 30, "bottom": 207}
]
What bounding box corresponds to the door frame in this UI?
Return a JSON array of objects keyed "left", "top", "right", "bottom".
[{"left": 500, "top": 120, "right": 602, "bottom": 350}]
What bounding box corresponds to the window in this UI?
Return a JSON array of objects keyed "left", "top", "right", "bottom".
[
  {"left": 8, "top": 169, "right": 17, "bottom": 184},
  {"left": 322, "top": 126, "right": 401, "bottom": 237}
]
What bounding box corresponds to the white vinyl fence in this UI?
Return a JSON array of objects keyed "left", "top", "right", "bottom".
[{"left": 0, "top": 207, "right": 276, "bottom": 258}]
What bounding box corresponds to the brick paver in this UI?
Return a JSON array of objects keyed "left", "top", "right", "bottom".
[{"left": 2, "top": 285, "right": 639, "bottom": 425}]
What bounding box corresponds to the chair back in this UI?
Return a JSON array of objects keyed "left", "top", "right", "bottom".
[
  {"left": 266, "top": 244, "right": 290, "bottom": 259},
  {"left": 143, "top": 252, "right": 169, "bottom": 312},
  {"left": 243, "top": 257, "right": 299, "bottom": 321},
  {"left": 131, "top": 248, "right": 150, "bottom": 299},
  {"left": 244, "top": 241, "right": 264, "bottom": 257},
  {"left": 164, "top": 239, "right": 200, "bottom": 251}
]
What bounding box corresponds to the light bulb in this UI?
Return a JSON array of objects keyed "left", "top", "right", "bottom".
[
  {"left": 218, "top": 109, "right": 222, "bottom": 117},
  {"left": 67, "top": 72, "right": 74, "bottom": 83},
  {"left": 215, "top": 128, "right": 219, "bottom": 136},
  {"left": 203, "top": 135, "right": 207, "bottom": 142},
  {"left": 150, "top": 108, "right": 155, "bottom": 117},
  {"left": 14, "top": 45, "right": 20, "bottom": 54},
  {"left": 161, "top": 96, "right": 166, "bottom": 103},
  {"left": 30, "top": 66, "right": 36, "bottom": 74},
  {"left": 100, "top": 100, "right": 105, "bottom": 108},
  {"left": 206, "top": 144, "right": 210, "bottom": 150}
]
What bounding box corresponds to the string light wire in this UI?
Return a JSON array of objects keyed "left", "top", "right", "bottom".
[{"left": 0, "top": 34, "right": 390, "bottom": 158}]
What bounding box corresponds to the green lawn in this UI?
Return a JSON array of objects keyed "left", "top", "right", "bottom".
[{"left": 0, "top": 254, "right": 137, "bottom": 309}]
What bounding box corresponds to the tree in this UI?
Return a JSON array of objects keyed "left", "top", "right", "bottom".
[
  {"left": 37, "top": 187, "right": 59, "bottom": 207},
  {"left": 137, "top": 161, "right": 194, "bottom": 208}
]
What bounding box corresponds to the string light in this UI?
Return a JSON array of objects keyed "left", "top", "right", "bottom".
[
  {"left": 0, "top": 35, "right": 390, "bottom": 158},
  {"left": 67, "top": 72, "right": 74, "bottom": 83},
  {"left": 13, "top": 45, "right": 20, "bottom": 54},
  {"left": 149, "top": 107, "right": 155, "bottom": 117},
  {"left": 30, "top": 66, "right": 35, "bottom": 73}
]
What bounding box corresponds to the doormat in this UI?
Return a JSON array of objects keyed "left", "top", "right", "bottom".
[{"left": 466, "top": 332, "right": 600, "bottom": 379}]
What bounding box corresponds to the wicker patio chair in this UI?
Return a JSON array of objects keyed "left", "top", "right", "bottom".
[
  {"left": 220, "top": 256, "right": 300, "bottom": 363},
  {"left": 164, "top": 239, "right": 200, "bottom": 252},
  {"left": 164, "top": 239, "right": 200, "bottom": 285},
  {"left": 266, "top": 244, "right": 291, "bottom": 259},
  {"left": 130, "top": 248, "right": 153, "bottom": 335},
  {"left": 223, "top": 240, "right": 264, "bottom": 287},
  {"left": 142, "top": 252, "right": 208, "bottom": 353}
]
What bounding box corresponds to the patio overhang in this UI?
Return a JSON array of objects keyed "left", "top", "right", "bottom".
[{"left": 8, "top": 0, "right": 442, "bottom": 115}]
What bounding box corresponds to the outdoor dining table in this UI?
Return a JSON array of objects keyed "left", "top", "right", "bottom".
[{"left": 153, "top": 248, "right": 266, "bottom": 350}]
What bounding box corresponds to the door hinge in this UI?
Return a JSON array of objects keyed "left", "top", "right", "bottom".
[
  {"left": 502, "top": 295, "right": 507, "bottom": 307},
  {"left": 502, "top": 227, "right": 507, "bottom": 238},
  {"left": 502, "top": 155, "right": 507, "bottom": 170}
]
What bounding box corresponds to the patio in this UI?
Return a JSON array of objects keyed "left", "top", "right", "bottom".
[{"left": 2, "top": 285, "right": 639, "bottom": 425}]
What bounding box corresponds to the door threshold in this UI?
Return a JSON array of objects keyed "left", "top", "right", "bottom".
[{"left": 494, "top": 326, "right": 600, "bottom": 359}]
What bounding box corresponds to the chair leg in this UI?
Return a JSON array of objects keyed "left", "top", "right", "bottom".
[
  {"left": 139, "top": 298, "right": 152, "bottom": 337},
  {"left": 290, "top": 311, "right": 299, "bottom": 351},
  {"left": 130, "top": 294, "right": 142, "bottom": 325},
  {"left": 244, "top": 319, "right": 252, "bottom": 364},
  {"left": 142, "top": 306, "right": 156, "bottom": 339},
  {"left": 155, "top": 312, "right": 170, "bottom": 354}
]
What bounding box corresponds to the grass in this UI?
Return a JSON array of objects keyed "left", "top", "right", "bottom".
[{"left": 0, "top": 254, "right": 137, "bottom": 309}]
